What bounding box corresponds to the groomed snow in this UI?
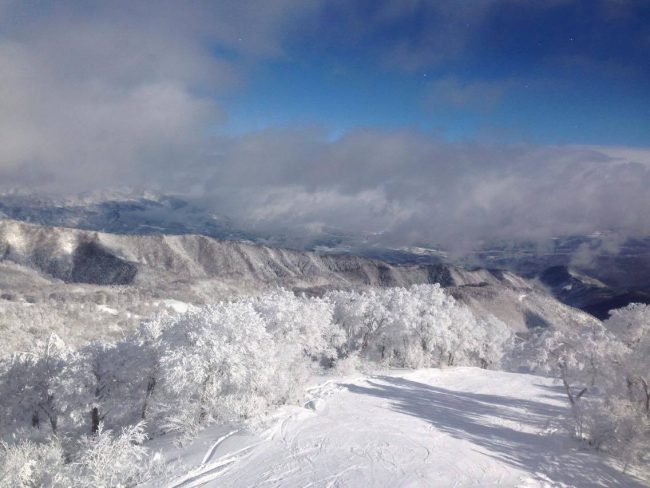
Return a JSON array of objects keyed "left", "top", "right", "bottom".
[{"left": 152, "top": 368, "right": 647, "bottom": 488}]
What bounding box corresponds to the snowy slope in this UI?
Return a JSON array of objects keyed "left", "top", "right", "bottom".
[{"left": 148, "top": 368, "right": 646, "bottom": 488}]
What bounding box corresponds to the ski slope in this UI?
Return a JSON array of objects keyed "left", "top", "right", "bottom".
[{"left": 151, "top": 368, "right": 647, "bottom": 488}]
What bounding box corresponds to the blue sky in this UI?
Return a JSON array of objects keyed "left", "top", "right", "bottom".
[{"left": 220, "top": 0, "right": 650, "bottom": 146}]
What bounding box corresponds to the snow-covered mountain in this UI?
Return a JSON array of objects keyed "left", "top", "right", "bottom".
[
  {"left": 0, "top": 218, "right": 600, "bottom": 342},
  {"left": 0, "top": 192, "right": 251, "bottom": 241},
  {"left": 537, "top": 265, "right": 650, "bottom": 320},
  {"left": 0, "top": 191, "right": 382, "bottom": 252},
  {"left": 3, "top": 191, "right": 649, "bottom": 320}
]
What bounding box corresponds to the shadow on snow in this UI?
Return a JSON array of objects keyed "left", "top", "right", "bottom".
[{"left": 342, "top": 376, "right": 645, "bottom": 488}]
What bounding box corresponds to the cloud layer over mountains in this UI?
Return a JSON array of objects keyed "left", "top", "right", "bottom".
[
  {"left": 1, "top": 1, "right": 649, "bottom": 249},
  {"left": 202, "top": 133, "right": 650, "bottom": 249}
]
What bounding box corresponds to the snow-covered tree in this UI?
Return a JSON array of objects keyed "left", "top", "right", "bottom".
[
  {"left": 0, "top": 422, "right": 164, "bottom": 488},
  {"left": 147, "top": 302, "right": 294, "bottom": 437},
  {"left": 65, "top": 421, "right": 164, "bottom": 487},
  {"left": 529, "top": 308, "right": 649, "bottom": 466},
  {"left": 473, "top": 315, "right": 515, "bottom": 369},
  {"left": 0, "top": 334, "right": 71, "bottom": 435},
  {"left": 0, "top": 436, "right": 65, "bottom": 488},
  {"left": 528, "top": 322, "right": 619, "bottom": 431},
  {"left": 328, "top": 285, "right": 513, "bottom": 369},
  {"left": 250, "top": 289, "right": 343, "bottom": 366},
  {"left": 605, "top": 303, "right": 650, "bottom": 413}
]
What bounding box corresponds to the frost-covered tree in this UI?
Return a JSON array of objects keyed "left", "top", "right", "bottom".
[
  {"left": 147, "top": 302, "right": 294, "bottom": 437},
  {"left": 528, "top": 322, "right": 619, "bottom": 429},
  {"left": 0, "top": 422, "right": 164, "bottom": 488},
  {"left": 65, "top": 422, "right": 163, "bottom": 488},
  {"left": 328, "top": 288, "right": 380, "bottom": 356},
  {"left": 0, "top": 334, "right": 71, "bottom": 435},
  {"left": 592, "top": 303, "right": 650, "bottom": 467},
  {"left": 528, "top": 308, "right": 649, "bottom": 466},
  {"left": 250, "top": 289, "right": 343, "bottom": 366},
  {"left": 0, "top": 436, "right": 65, "bottom": 488},
  {"left": 328, "top": 285, "right": 513, "bottom": 369},
  {"left": 473, "top": 315, "right": 515, "bottom": 369},
  {"left": 73, "top": 340, "right": 149, "bottom": 434},
  {"left": 605, "top": 303, "right": 650, "bottom": 413}
]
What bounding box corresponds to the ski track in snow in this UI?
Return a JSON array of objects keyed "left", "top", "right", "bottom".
[
  {"left": 156, "top": 368, "right": 647, "bottom": 488},
  {"left": 200, "top": 429, "right": 241, "bottom": 465}
]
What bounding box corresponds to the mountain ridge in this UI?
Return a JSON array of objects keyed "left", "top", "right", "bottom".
[{"left": 0, "top": 218, "right": 599, "bottom": 337}]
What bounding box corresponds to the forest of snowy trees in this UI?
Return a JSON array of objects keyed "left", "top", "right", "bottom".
[{"left": 0, "top": 285, "right": 648, "bottom": 486}]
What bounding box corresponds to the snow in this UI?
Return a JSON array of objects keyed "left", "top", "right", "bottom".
[
  {"left": 567, "top": 269, "right": 608, "bottom": 288},
  {"left": 96, "top": 304, "right": 119, "bottom": 315},
  {"left": 150, "top": 368, "right": 646, "bottom": 488},
  {"left": 157, "top": 299, "right": 194, "bottom": 314}
]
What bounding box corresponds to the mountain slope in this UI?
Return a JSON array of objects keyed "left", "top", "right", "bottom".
[
  {"left": 147, "top": 368, "right": 646, "bottom": 488},
  {"left": 0, "top": 218, "right": 600, "bottom": 353},
  {"left": 3, "top": 193, "right": 650, "bottom": 320},
  {"left": 538, "top": 265, "right": 650, "bottom": 320},
  {"left": 0, "top": 218, "right": 476, "bottom": 289}
]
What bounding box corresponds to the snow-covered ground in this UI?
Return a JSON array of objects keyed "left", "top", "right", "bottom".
[{"left": 148, "top": 368, "right": 647, "bottom": 488}]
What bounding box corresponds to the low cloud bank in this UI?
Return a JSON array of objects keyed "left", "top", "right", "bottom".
[{"left": 3, "top": 124, "right": 649, "bottom": 251}]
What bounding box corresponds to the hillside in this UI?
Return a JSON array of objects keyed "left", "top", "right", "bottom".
[
  {"left": 0, "top": 218, "right": 477, "bottom": 290},
  {"left": 0, "top": 219, "right": 599, "bottom": 350}
]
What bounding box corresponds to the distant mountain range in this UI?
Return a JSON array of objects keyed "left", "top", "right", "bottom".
[
  {"left": 1, "top": 217, "right": 603, "bottom": 337},
  {"left": 0, "top": 192, "right": 251, "bottom": 241},
  {"left": 1, "top": 192, "right": 649, "bottom": 319}
]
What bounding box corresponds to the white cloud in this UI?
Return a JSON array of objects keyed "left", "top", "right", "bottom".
[
  {"left": 189, "top": 130, "right": 650, "bottom": 249},
  {"left": 1, "top": 1, "right": 649, "bottom": 251},
  {"left": 0, "top": 0, "right": 319, "bottom": 189}
]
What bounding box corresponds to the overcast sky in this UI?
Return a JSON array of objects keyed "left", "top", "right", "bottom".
[{"left": 1, "top": 0, "right": 649, "bottom": 249}]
